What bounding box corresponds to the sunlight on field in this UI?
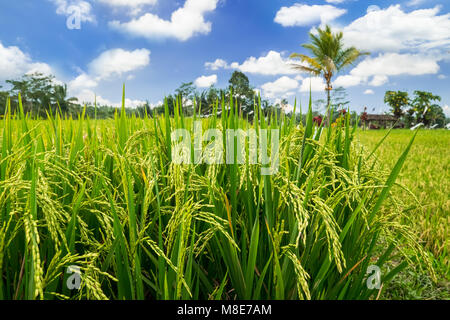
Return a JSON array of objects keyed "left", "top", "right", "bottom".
[{"left": 357, "top": 129, "right": 449, "bottom": 297}]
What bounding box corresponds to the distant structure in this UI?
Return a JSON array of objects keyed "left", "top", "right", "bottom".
[
  {"left": 313, "top": 115, "right": 323, "bottom": 126},
  {"left": 446, "top": 123, "right": 450, "bottom": 130},
  {"left": 362, "top": 114, "right": 398, "bottom": 129}
]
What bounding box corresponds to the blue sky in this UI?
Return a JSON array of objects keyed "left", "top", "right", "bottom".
[{"left": 0, "top": 0, "right": 449, "bottom": 115}]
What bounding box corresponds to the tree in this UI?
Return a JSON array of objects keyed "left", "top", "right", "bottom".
[
  {"left": 384, "top": 91, "right": 409, "bottom": 119},
  {"left": 197, "top": 86, "right": 220, "bottom": 115},
  {"left": 175, "top": 82, "right": 196, "bottom": 104},
  {"left": 426, "top": 104, "right": 446, "bottom": 127},
  {"left": 411, "top": 91, "right": 441, "bottom": 126},
  {"left": 6, "top": 72, "right": 56, "bottom": 115},
  {"left": 314, "top": 86, "right": 350, "bottom": 118},
  {"left": 228, "top": 71, "right": 255, "bottom": 114},
  {"left": 290, "top": 25, "right": 368, "bottom": 125},
  {"left": 0, "top": 86, "right": 8, "bottom": 115},
  {"left": 53, "top": 84, "right": 78, "bottom": 114}
]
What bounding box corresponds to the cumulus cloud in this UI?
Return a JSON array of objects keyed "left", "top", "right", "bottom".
[
  {"left": 275, "top": 4, "right": 347, "bottom": 27},
  {"left": 333, "top": 53, "right": 440, "bottom": 88},
  {"left": 406, "top": 0, "right": 427, "bottom": 7},
  {"left": 109, "top": 0, "right": 219, "bottom": 41},
  {"left": 233, "top": 51, "right": 299, "bottom": 75},
  {"left": 326, "top": 5, "right": 450, "bottom": 90},
  {"left": 443, "top": 105, "right": 450, "bottom": 117},
  {"left": 300, "top": 77, "right": 326, "bottom": 93},
  {"left": 369, "top": 75, "right": 389, "bottom": 87},
  {"left": 75, "top": 89, "right": 146, "bottom": 108},
  {"left": 68, "top": 48, "right": 151, "bottom": 107},
  {"left": 261, "top": 76, "right": 299, "bottom": 99},
  {"left": 342, "top": 5, "right": 450, "bottom": 53},
  {"left": 333, "top": 75, "right": 362, "bottom": 88},
  {"left": 205, "top": 51, "right": 311, "bottom": 76},
  {"left": 194, "top": 74, "right": 217, "bottom": 88},
  {"left": 98, "top": 0, "right": 158, "bottom": 16},
  {"left": 273, "top": 98, "right": 295, "bottom": 114},
  {"left": 351, "top": 53, "right": 439, "bottom": 77},
  {"left": 98, "top": 0, "right": 157, "bottom": 7},
  {"left": 88, "top": 48, "right": 151, "bottom": 79},
  {"left": 68, "top": 73, "right": 99, "bottom": 91},
  {"left": 364, "top": 89, "right": 375, "bottom": 95},
  {"left": 205, "top": 59, "right": 229, "bottom": 70},
  {"left": 0, "top": 41, "right": 53, "bottom": 80}
]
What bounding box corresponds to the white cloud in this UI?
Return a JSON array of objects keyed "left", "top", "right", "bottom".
[
  {"left": 207, "top": 51, "right": 309, "bottom": 76},
  {"left": 406, "top": 0, "right": 427, "bottom": 7},
  {"left": 274, "top": 98, "right": 295, "bottom": 114},
  {"left": 275, "top": 4, "right": 347, "bottom": 27},
  {"left": 261, "top": 76, "right": 299, "bottom": 99},
  {"left": 0, "top": 41, "right": 149, "bottom": 110},
  {"left": 150, "top": 100, "right": 163, "bottom": 109},
  {"left": 364, "top": 89, "right": 375, "bottom": 95},
  {"left": 98, "top": 0, "right": 157, "bottom": 7},
  {"left": 325, "top": 5, "right": 450, "bottom": 90},
  {"left": 49, "top": 0, "right": 95, "bottom": 23},
  {"left": 98, "top": 0, "right": 157, "bottom": 15},
  {"left": 283, "top": 103, "right": 295, "bottom": 114},
  {"left": 75, "top": 88, "right": 146, "bottom": 108},
  {"left": 68, "top": 48, "right": 151, "bottom": 107},
  {"left": 443, "top": 105, "right": 450, "bottom": 117},
  {"left": 369, "top": 75, "right": 388, "bottom": 87},
  {"left": 438, "top": 74, "right": 447, "bottom": 79},
  {"left": 342, "top": 5, "right": 450, "bottom": 52},
  {"left": 333, "top": 75, "right": 362, "bottom": 88},
  {"left": 351, "top": 53, "right": 439, "bottom": 77},
  {"left": 231, "top": 51, "right": 298, "bottom": 75},
  {"left": 88, "top": 48, "right": 151, "bottom": 79},
  {"left": 0, "top": 41, "right": 53, "bottom": 80},
  {"left": 366, "top": 5, "right": 381, "bottom": 13},
  {"left": 109, "top": 0, "right": 218, "bottom": 41},
  {"left": 205, "top": 59, "right": 229, "bottom": 70},
  {"left": 194, "top": 74, "right": 217, "bottom": 88},
  {"left": 68, "top": 73, "right": 98, "bottom": 91},
  {"left": 334, "top": 53, "right": 440, "bottom": 88},
  {"left": 300, "top": 77, "right": 326, "bottom": 93},
  {"left": 325, "top": 0, "right": 346, "bottom": 3}
]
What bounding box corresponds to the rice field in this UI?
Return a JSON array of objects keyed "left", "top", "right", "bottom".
[
  {"left": 0, "top": 93, "right": 441, "bottom": 300},
  {"left": 357, "top": 129, "right": 449, "bottom": 299}
]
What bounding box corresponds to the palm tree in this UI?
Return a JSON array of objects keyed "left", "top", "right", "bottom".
[
  {"left": 290, "top": 25, "right": 369, "bottom": 125},
  {"left": 53, "top": 84, "right": 78, "bottom": 114}
]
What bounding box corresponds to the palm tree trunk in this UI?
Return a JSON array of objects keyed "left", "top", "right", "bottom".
[{"left": 326, "top": 80, "right": 332, "bottom": 126}]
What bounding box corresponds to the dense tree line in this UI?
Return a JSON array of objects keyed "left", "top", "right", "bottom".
[
  {"left": 384, "top": 90, "right": 447, "bottom": 127},
  {"left": 0, "top": 73, "right": 78, "bottom": 117},
  {"left": 1, "top": 71, "right": 447, "bottom": 127},
  {"left": 0, "top": 71, "right": 278, "bottom": 120}
]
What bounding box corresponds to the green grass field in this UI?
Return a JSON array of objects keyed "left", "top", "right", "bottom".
[
  {"left": 357, "top": 129, "right": 449, "bottom": 299},
  {"left": 0, "top": 95, "right": 447, "bottom": 300}
]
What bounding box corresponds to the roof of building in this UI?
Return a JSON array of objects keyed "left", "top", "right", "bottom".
[{"left": 364, "top": 114, "right": 398, "bottom": 121}]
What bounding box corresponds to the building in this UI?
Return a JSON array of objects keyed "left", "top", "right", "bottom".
[{"left": 361, "top": 114, "right": 400, "bottom": 129}]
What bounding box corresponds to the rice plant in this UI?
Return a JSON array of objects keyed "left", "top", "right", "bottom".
[
  {"left": 0, "top": 89, "right": 431, "bottom": 300},
  {"left": 357, "top": 129, "right": 449, "bottom": 295}
]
